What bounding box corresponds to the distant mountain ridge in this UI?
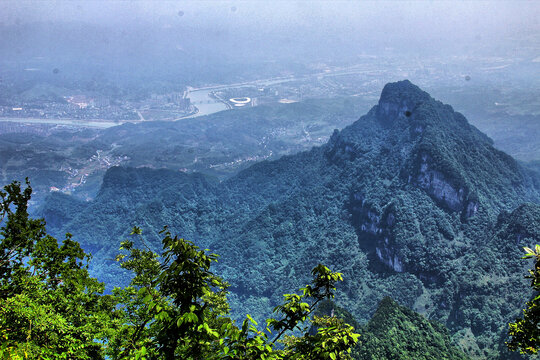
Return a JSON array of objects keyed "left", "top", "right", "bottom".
[{"left": 42, "top": 80, "right": 540, "bottom": 359}]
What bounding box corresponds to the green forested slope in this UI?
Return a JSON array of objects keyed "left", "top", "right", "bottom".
[
  {"left": 356, "top": 297, "right": 469, "bottom": 360},
  {"left": 314, "top": 298, "right": 470, "bottom": 360},
  {"left": 41, "top": 81, "right": 540, "bottom": 358}
]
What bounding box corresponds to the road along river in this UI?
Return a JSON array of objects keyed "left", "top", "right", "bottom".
[{"left": 0, "top": 117, "right": 121, "bottom": 128}]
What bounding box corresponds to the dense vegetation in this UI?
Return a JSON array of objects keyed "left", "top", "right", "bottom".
[
  {"left": 2, "top": 180, "right": 478, "bottom": 359},
  {"left": 0, "top": 180, "right": 116, "bottom": 358},
  {"left": 313, "top": 299, "right": 469, "bottom": 359},
  {"left": 355, "top": 297, "right": 469, "bottom": 359},
  {"left": 40, "top": 81, "right": 540, "bottom": 358},
  {"left": 1, "top": 180, "right": 361, "bottom": 359},
  {"left": 508, "top": 242, "right": 540, "bottom": 355}
]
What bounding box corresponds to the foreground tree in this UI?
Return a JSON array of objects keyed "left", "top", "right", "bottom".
[
  {"left": 110, "top": 228, "right": 360, "bottom": 359},
  {"left": 0, "top": 180, "right": 119, "bottom": 359},
  {"left": 507, "top": 245, "right": 540, "bottom": 354},
  {"left": 0, "top": 180, "right": 359, "bottom": 359}
]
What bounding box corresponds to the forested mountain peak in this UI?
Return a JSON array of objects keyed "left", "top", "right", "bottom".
[
  {"left": 40, "top": 81, "right": 540, "bottom": 359},
  {"left": 374, "top": 80, "right": 486, "bottom": 139},
  {"left": 327, "top": 80, "right": 537, "bottom": 222},
  {"left": 376, "top": 79, "right": 433, "bottom": 122}
]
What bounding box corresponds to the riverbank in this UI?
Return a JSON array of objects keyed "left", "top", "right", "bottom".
[{"left": 0, "top": 117, "right": 132, "bottom": 128}]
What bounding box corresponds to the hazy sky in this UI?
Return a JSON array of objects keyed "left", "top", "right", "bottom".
[
  {"left": 2, "top": 0, "right": 539, "bottom": 40},
  {"left": 1, "top": 0, "right": 539, "bottom": 85}
]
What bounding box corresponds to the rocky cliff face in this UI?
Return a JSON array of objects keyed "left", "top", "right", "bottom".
[
  {"left": 349, "top": 192, "right": 404, "bottom": 273},
  {"left": 416, "top": 153, "right": 464, "bottom": 210},
  {"left": 414, "top": 152, "right": 478, "bottom": 217}
]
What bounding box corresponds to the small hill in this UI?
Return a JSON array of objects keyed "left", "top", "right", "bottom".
[
  {"left": 355, "top": 297, "right": 469, "bottom": 360},
  {"left": 19, "top": 83, "right": 68, "bottom": 103}
]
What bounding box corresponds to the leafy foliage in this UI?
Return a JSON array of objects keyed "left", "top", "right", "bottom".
[
  {"left": 110, "top": 228, "right": 359, "bottom": 359},
  {"left": 1, "top": 180, "right": 359, "bottom": 359},
  {"left": 508, "top": 244, "right": 540, "bottom": 355},
  {"left": 0, "top": 180, "right": 118, "bottom": 359}
]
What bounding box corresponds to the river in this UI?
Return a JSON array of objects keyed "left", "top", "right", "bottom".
[
  {"left": 181, "top": 75, "right": 299, "bottom": 118},
  {"left": 183, "top": 88, "right": 229, "bottom": 118}
]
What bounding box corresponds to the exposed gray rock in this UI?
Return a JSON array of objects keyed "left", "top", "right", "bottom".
[
  {"left": 465, "top": 201, "right": 478, "bottom": 217},
  {"left": 415, "top": 154, "right": 465, "bottom": 211},
  {"left": 376, "top": 242, "right": 404, "bottom": 273}
]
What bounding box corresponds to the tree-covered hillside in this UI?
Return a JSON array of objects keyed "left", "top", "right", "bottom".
[
  {"left": 2, "top": 179, "right": 476, "bottom": 359},
  {"left": 0, "top": 181, "right": 363, "bottom": 359},
  {"left": 41, "top": 81, "right": 540, "bottom": 358},
  {"left": 356, "top": 297, "right": 469, "bottom": 359}
]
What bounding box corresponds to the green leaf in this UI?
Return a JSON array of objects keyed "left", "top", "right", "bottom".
[
  {"left": 247, "top": 313, "right": 258, "bottom": 326},
  {"left": 130, "top": 226, "right": 142, "bottom": 235}
]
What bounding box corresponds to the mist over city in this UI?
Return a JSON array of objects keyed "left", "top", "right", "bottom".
[{"left": 1, "top": 1, "right": 540, "bottom": 359}]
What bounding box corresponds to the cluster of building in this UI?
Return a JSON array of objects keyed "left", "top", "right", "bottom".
[
  {"left": 146, "top": 92, "right": 191, "bottom": 110},
  {"left": 0, "top": 95, "right": 137, "bottom": 121},
  {"left": 65, "top": 95, "right": 110, "bottom": 109},
  {"left": 0, "top": 89, "right": 196, "bottom": 123}
]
